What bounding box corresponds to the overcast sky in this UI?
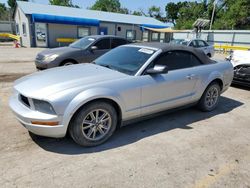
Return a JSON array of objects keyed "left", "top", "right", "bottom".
[{"left": 0, "top": 0, "right": 192, "bottom": 13}]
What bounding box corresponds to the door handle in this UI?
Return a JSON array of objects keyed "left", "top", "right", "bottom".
[{"left": 186, "top": 74, "right": 196, "bottom": 80}]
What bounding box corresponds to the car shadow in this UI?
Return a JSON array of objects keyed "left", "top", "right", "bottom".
[{"left": 30, "top": 96, "right": 243, "bottom": 155}]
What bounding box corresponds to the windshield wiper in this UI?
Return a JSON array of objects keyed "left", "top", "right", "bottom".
[{"left": 98, "top": 64, "right": 113, "bottom": 70}]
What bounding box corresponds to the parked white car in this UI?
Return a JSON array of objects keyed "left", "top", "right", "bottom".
[{"left": 170, "top": 39, "right": 215, "bottom": 57}]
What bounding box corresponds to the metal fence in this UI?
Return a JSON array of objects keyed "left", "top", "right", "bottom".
[
  {"left": 0, "top": 21, "right": 15, "bottom": 33},
  {"left": 172, "top": 30, "right": 250, "bottom": 47},
  {"left": 0, "top": 21, "right": 15, "bottom": 42}
]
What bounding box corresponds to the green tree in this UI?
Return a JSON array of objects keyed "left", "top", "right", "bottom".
[
  {"left": 0, "top": 3, "right": 10, "bottom": 21},
  {"left": 0, "top": 3, "right": 7, "bottom": 11},
  {"left": 212, "top": 0, "right": 250, "bottom": 29},
  {"left": 148, "top": 6, "right": 165, "bottom": 21},
  {"left": 90, "top": 0, "right": 121, "bottom": 12},
  {"left": 165, "top": 2, "right": 187, "bottom": 25},
  {"left": 174, "top": 1, "right": 208, "bottom": 29},
  {"left": 49, "top": 0, "right": 79, "bottom": 8},
  {"left": 166, "top": 0, "right": 250, "bottom": 30},
  {"left": 119, "top": 7, "right": 129, "bottom": 14},
  {"left": 132, "top": 11, "right": 143, "bottom": 16},
  {"left": 165, "top": 2, "right": 178, "bottom": 25},
  {"left": 8, "top": 0, "right": 28, "bottom": 9}
]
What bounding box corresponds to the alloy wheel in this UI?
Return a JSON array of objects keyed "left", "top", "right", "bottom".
[
  {"left": 205, "top": 86, "right": 219, "bottom": 108},
  {"left": 81, "top": 109, "right": 112, "bottom": 141}
]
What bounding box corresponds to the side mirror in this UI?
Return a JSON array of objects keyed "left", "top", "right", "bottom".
[
  {"left": 146, "top": 65, "right": 168, "bottom": 75},
  {"left": 90, "top": 46, "right": 98, "bottom": 51}
]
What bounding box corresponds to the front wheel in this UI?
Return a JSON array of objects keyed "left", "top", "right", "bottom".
[
  {"left": 197, "top": 82, "right": 221, "bottom": 112},
  {"left": 61, "top": 61, "right": 76, "bottom": 66},
  {"left": 69, "top": 102, "right": 117, "bottom": 146}
]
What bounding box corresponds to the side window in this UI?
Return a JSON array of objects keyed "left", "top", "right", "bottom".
[
  {"left": 153, "top": 51, "right": 202, "bottom": 71},
  {"left": 197, "top": 40, "right": 206, "bottom": 47},
  {"left": 22, "top": 23, "right": 27, "bottom": 36},
  {"left": 151, "top": 32, "right": 159, "bottom": 41},
  {"left": 189, "top": 41, "right": 195, "bottom": 47},
  {"left": 16, "top": 24, "right": 19, "bottom": 35},
  {"left": 191, "top": 40, "right": 199, "bottom": 48},
  {"left": 126, "top": 30, "right": 136, "bottom": 40},
  {"left": 111, "top": 38, "right": 127, "bottom": 49},
  {"left": 94, "top": 38, "right": 110, "bottom": 50},
  {"left": 190, "top": 54, "right": 202, "bottom": 66},
  {"left": 204, "top": 41, "right": 209, "bottom": 46},
  {"left": 142, "top": 31, "right": 149, "bottom": 42},
  {"left": 78, "top": 27, "right": 89, "bottom": 38}
]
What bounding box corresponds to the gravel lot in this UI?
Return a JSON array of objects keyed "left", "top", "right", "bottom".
[
  {"left": 0, "top": 45, "right": 43, "bottom": 82},
  {"left": 0, "top": 46, "right": 249, "bottom": 188}
]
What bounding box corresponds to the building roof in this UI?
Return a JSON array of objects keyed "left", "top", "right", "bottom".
[{"left": 17, "top": 1, "right": 168, "bottom": 28}]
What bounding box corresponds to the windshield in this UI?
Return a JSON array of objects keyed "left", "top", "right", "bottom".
[
  {"left": 95, "top": 46, "right": 156, "bottom": 75},
  {"left": 69, "top": 37, "right": 96, "bottom": 49}
]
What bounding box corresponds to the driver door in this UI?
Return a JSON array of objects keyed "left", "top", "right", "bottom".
[{"left": 140, "top": 51, "right": 200, "bottom": 115}]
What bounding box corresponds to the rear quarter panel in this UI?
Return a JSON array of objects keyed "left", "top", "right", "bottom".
[{"left": 192, "top": 60, "right": 233, "bottom": 101}]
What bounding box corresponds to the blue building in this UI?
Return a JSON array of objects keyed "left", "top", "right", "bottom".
[{"left": 14, "top": 1, "right": 169, "bottom": 47}]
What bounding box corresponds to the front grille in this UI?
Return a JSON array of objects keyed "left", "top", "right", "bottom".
[{"left": 20, "top": 94, "right": 30, "bottom": 107}]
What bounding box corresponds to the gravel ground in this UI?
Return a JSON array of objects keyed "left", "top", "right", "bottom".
[
  {"left": 0, "top": 47, "right": 249, "bottom": 188},
  {"left": 0, "top": 45, "right": 44, "bottom": 63}
]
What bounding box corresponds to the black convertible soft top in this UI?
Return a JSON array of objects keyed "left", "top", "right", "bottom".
[{"left": 130, "top": 42, "right": 215, "bottom": 64}]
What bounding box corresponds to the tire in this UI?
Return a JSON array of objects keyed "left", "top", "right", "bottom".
[
  {"left": 61, "top": 61, "right": 76, "bottom": 66},
  {"left": 207, "top": 53, "right": 211, "bottom": 58},
  {"left": 69, "top": 102, "right": 118, "bottom": 146},
  {"left": 197, "top": 82, "right": 221, "bottom": 112}
]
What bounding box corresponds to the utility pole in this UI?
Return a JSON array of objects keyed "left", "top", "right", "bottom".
[{"left": 209, "top": 0, "right": 216, "bottom": 30}]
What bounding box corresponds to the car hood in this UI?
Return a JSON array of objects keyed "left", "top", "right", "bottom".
[
  {"left": 14, "top": 64, "right": 127, "bottom": 99},
  {"left": 38, "top": 46, "right": 80, "bottom": 56}
]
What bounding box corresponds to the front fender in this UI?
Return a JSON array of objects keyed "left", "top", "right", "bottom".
[{"left": 61, "top": 87, "right": 125, "bottom": 128}]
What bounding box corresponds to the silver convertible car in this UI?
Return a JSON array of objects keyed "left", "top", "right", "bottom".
[{"left": 9, "top": 43, "right": 233, "bottom": 146}]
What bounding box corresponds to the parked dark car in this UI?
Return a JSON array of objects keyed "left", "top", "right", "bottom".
[{"left": 35, "top": 35, "right": 130, "bottom": 70}]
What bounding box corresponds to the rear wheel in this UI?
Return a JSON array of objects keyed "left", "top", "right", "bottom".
[
  {"left": 69, "top": 102, "right": 117, "bottom": 146},
  {"left": 197, "top": 82, "right": 221, "bottom": 112}
]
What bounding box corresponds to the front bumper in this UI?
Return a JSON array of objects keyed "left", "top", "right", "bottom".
[
  {"left": 232, "top": 77, "right": 250, "bottom": 87},
  {"left": 35, "top": 59, "right": 60, "bottom": 70},
  {"left": 35, "top": 59, "right": 48, "bottom": 70},
  {"left": 9, "top": 92, "right": 67, "bottom": 138},
  {"left": 232, "top": 66, "right": 250, "bottom": 87}
]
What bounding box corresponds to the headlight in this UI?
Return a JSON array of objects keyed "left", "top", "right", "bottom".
[
  {"left": 44, "top": 54, "right": 58, "bottom": 62},
  {"left": 33, "top": 99, "right": 56, "bottom": 114}
]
